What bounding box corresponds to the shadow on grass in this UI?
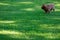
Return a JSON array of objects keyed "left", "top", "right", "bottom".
[
  {"left": 0, "top": 34, "right": 55, "bottom": 40},
  {"left": 0, "top": 34, "right": 20, "bottom": 40}
]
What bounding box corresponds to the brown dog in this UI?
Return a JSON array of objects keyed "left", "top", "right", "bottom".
[{"left": 41, "top": 4, "right": 55, "bottom": 13}]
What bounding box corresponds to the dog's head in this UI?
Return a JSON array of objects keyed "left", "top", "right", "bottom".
[
  {"left": 41, "top": 4, "right": 48, "bottom": 12},
  {"left": 41, "top": 4, "right": 47, "bottom": 9}
]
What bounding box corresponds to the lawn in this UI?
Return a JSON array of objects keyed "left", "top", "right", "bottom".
[{"left": 0, "top": 0, "right": 60, "bottom": 40}]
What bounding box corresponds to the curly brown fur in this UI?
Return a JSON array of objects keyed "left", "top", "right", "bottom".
[{"left": 41, "top": 4, "right": 55, "bottom": 13}]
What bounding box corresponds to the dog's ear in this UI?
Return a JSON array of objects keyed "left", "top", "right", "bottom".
[{"left": 41, "top": 4, "right": 45, "bottom": 9}]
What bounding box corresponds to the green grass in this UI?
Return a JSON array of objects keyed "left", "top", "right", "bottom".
[{"left": 0, "top": 0, "right": 60, "bottom": 40}]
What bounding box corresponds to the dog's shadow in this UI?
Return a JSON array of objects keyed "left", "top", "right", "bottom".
[{"left": 43, "top": 11, "right": 55, "bottom": 16}]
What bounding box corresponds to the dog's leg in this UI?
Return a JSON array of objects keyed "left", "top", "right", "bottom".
[{"left": 53, "top": 8, "right": 55, "bottom": 11}]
